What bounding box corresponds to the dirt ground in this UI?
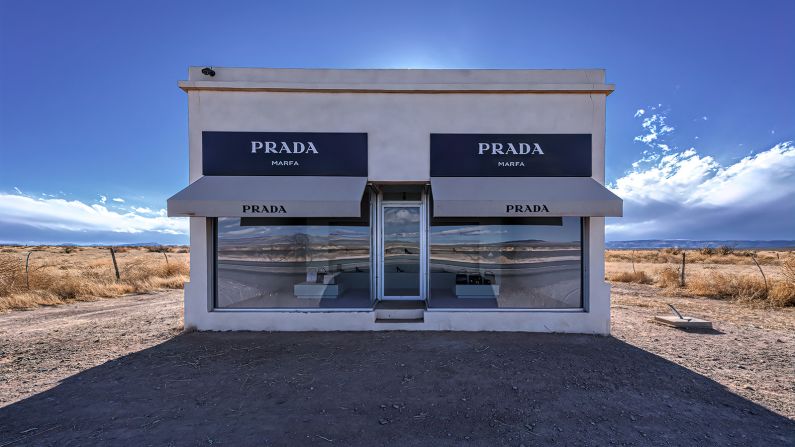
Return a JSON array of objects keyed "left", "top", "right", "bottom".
[
  {"left": 610, "top": 283, "right": 795, "bottom": 419},
  {"left": 0, "top": 287, "right": 793, "bottom": 446}
]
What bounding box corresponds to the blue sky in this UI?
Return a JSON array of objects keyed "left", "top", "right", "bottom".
[{"left": 0, "top": 0, "right": 793, "bottom": 244}]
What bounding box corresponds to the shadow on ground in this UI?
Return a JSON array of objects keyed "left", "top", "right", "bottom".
[{"left": 1, "top": 332, "right": 792, "bottom": 446}]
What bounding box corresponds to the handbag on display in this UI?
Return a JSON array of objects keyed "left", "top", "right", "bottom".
[
  {"left": 321, "top": 273, "right": 336, "bottom": 285},
  {"left": 316, "top": 267, "right": 327, "bottom": 284}
]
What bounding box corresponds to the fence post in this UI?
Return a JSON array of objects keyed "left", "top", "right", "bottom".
[
  {"left": 109, "top": 247, "right": 120, "bottom": 281},
  {"left": 751, "top": 253, "right": 768, "bottom": 297},
  {"left": 162, "top": 250, "right": 169, "bottom": 265},
  {"left": 679, "top": 252, "right": 686, "bottom": 287},
  {"left": 25, "top": 251, "right": 33, "bottom": 289},
  {"left": 631, "top": 250, "right": 636, "bottom": 274}
]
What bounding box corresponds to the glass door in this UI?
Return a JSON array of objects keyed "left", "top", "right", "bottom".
[{"left": 380, "top": 203, "right": 425, "bottom": 300}]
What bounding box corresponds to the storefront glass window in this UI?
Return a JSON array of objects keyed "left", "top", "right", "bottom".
[
  {"left": 429, "top": 217, "right": 582, "bottom": 309},
  {"left": 215, "top": 212, "right": 371, "bottom": 309}
]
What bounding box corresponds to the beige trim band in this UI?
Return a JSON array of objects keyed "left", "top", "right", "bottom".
[{"left": 178, "top": 80, "right": 615, "bottom": 95}]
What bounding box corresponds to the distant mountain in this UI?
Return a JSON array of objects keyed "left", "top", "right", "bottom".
[
  {"left": 606, "top": 240, "right": 795, "bottom": 249},
  {"left": 116, "top": 242, "right": 163, "bottom": 247},
  {"left": 81, "top": 242, "right": 164, "bottom": 247}
]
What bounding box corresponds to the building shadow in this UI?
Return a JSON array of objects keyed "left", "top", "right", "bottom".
[
  {"left": 0, "top": 332, "right": 792, "bottom": 446},
  {"left": 678, "top": 327, "right": 725, "bottom": 335}
]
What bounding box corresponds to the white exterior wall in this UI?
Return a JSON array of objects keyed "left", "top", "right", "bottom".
[{"left": 180, "top": 68, "right": 613, "bottom": 334}]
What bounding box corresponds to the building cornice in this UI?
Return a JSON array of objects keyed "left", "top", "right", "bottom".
[{"left": 178, "top": 80, "right": 615, "bottom": 95}]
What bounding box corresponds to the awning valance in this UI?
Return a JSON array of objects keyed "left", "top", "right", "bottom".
[
  {"left": 167, "top": 176, "right": 368, "bottom": 217},
  {"left": 430, "top": 177, "right": 622, "bottom": 217}
]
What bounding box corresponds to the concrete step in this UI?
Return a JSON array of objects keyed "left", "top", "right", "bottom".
[
  {"left": 374, "top": 308, "right": 425, "bottom": 320},
  {"left": 375, "top": 318, "right": 425, "bottom": 324}
]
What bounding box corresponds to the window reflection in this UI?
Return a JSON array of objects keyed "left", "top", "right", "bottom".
[
  {"left": 383, "top": 206, "right": 421, "bottom": 297},
  {"left": 215, "top": 215, "right": 371, "bottom": 309},
  {"left": 429, "top": 217, "right": 582, "bottom": 309}
]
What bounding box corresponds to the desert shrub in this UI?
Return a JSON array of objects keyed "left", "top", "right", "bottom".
[
  {"left": 657, "top": 266, "right": 681, "bottom": 288},
  {"left": 34, "top": 271, "right": 112, "bottom": 300},
  {"left": 0, "top": 254, "right": 23, "bottom": 296},
  {"left": 144, "top": 245, "right": 164, "bottom": 253},
  {"left": 112, "top": 246, "right": 130, "bottom": 253},
  {"left": 768, "top": 281, "right": 795, "bottom": 307},
  {"left": 653, "top": 251, "right": 670, "bottom": 263},
  {"left": 687, "top": 273, "right": 764, "bottom": 301},
  {"left": 662, "top": 247, "right": 681, "bottom": 255},
  {"left": 781, "top": 255, "right": 795, "bottom": 282},
  {"left": 62, "top": 246, "right": 75, "bottom": 254},
  {"left": 699, "top": 247, "right": 715, "bottom": 256},
  {"left": 678, "top": 263, "right": 794, "bottom": 307},
  {"left": 0, "top": 290, "right": 62, "bottom": 309},
  {"left": 770, "top": 255, "right": 795, "bottom": 307},
  {"left": 608, "top": 271, "right": 653, "bottom": 284},
  {"left": 717, "top": 245, "right": 734, "bottom": 256},
  {"left": 120, "top": 259, "right": 189, "bottom": 286}
]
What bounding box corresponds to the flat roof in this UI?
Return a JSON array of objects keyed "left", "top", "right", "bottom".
[{"left": 179, "top": 67, "right": 614, "bottom": 94}]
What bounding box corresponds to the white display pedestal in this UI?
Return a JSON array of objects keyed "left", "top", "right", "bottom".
[
  {"left": 454, "top": 284, "right": 500, "bottom": 298},
  {"left": 294, "top": 282, "right": 344, "bottom": 299}
]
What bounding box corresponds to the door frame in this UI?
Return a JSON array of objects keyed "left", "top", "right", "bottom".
[{"left": 375, "top": 191, "right": 428, "bottom": 301}]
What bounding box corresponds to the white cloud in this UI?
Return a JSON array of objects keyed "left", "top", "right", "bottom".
[
  {"left": 608, "top": 141, "right": 795, "bottom": 240},
  {"left": 387, "top": 208, "right": 420, "bottom": 224},
  {"left": 132, "top": 206, "right": 166, "bottom": 217},
  {"left": 609, "top": 106, "right": 795, "bottom": 240},
  {"left": 633, "top": 106, "right": 674, "bottom": 146},
  {"left": 99, "top": 195, "right": 107, "bottom": 204},
  {"left": 0, "top": 192, "right": 187, "bottom": 235},
  {"left": 434, "top": 226, "right": 508, "bottom": 237},
  {"left": 224, "top": 227, "right": 267, "bottom": 236},
  {"left": 330, "top": 228, "right": 366, "bottom": 236},
  {"left": 112, "top": 197, "right": 125, "bottom": 203},
  {"left": 13, "top": 187, "right": 22, "bottom": 194}
]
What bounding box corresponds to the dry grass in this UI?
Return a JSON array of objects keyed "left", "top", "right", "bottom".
[
  {"left": 607, "top": 270, "right": 653, "bottom": 284},
  {"left": 608, "top": 253, "right": 795, "bottom": 308},
  {"left": 684, "top": 272, "right": 795, "bottom": 307},
  {"left": 606, "top": 248, "right": 786, "bottom": 266},
  {"left": 0, "top": 246, "right": 189, "bottom": 312},
  {"left": 4, "top": 244, "right": 793, "bottom": 311},
  {"left": 657, "top": 266, "right": 681, "bottom": 288}
]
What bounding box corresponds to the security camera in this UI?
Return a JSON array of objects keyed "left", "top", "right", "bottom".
[{"left": 201, "top": 67, "right": 216, "bottom": 77}]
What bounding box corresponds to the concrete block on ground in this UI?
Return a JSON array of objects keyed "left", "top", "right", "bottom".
[{"left": 654, "top": 315, "right": 713, "bottom": 329}]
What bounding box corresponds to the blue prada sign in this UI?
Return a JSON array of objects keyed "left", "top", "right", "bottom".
[
  {"left": 430, "top": 134, "right": 592, "bottom": 177},
  {"left": 202, "top": 132, "right": 368, "bottom": 176}
]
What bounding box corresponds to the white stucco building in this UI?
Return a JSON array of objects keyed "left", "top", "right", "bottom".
[{"left": 168, "top": 67, "right": 621, "bottom": 333}]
